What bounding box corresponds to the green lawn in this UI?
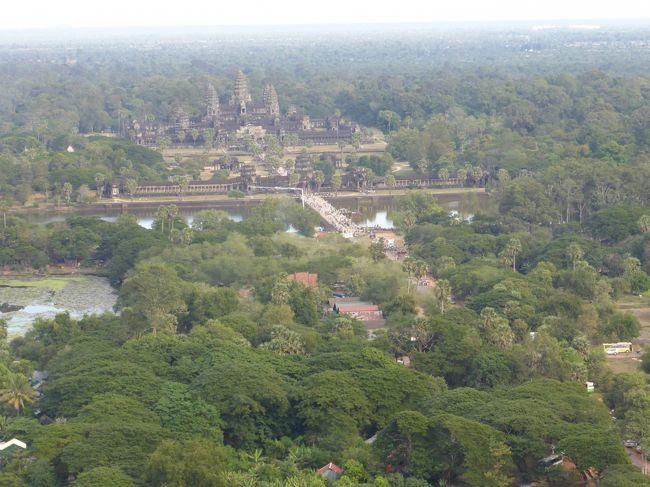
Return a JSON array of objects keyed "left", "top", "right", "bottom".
[{"left": 0, "top": 277, "right": 86, "bottom": 291}]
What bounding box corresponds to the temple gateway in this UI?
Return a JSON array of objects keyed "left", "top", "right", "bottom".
[{"left": 128, "top": 70, "right": 358, "bottom": 148}]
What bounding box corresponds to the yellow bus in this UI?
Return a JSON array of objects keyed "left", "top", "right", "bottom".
[{"left": 603, "top": 342, "right": 633, "bottom": 354}]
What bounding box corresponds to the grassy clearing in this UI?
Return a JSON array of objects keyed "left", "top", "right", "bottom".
[
  {"left": 0, "top": 277, "right": 86, "bottom": 291},
  {"left": 605, "top": 294, "right": 650, "bottom": 374}
]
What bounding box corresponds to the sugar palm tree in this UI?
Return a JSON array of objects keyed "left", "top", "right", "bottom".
[
  {"left": 0, "top": 199, "right": 9, "bottom": 229},
  {"left": 504, "top": 238, "right": 522, "bottom": 272},
  {"left": 94, "top": 173, "right": 105, "bottom": 198},
  {"left": 412, "top": 260, "right": 429, "bottom": 287},
  {"left": 331, "top": 173, "right": 342, "bottom": 196},
  {"left": 567, "top": 242, "right": 584, "bottom": 272},
  {"left": 385, "top": 174, "right": 396, "bottom": 195},
  {"left": 434, "top": 279, "right": 451, "bottom": 314},
  {"left": 156, "top": 206, "right": 169, "bottom": 233},
  {"left": 0, "top": 375, "right": 35, "bottom": 416},
  {"left": 167, "top": 205, "right": 180, "bottom": 231},
  {"left": 402, "top": 257, "right": 416, "bottom": 293},
  {"left": 639, "top": 214, "right": 650, "bottom": 234}
]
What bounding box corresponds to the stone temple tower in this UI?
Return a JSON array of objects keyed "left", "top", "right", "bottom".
[
  {"left": 205, "top": 83, "right": 220, "bottom": 119},
  {"left": 263, "top": 84, "right": 280, "bottom": 117},
  {"left": 230, "top": 70, "right": 252, "bottom": 115}
]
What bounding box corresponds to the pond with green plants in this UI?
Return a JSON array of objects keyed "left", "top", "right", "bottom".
[{"left": 0, "top": 276, "right": 117, "bottom": 336}]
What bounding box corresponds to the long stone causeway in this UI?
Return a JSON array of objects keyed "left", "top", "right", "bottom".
[{"left": 302, "top": 193, "right": 360, "bottom": 236}]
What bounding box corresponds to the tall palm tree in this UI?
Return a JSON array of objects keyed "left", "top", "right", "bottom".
[
  {"left": 505, "top": 238, "right": 522, "bottom": 272},
  {"left": 331, "top": 174, "right": 342, "bottom": 196},
  {"left": 402, "top": 257, "right": 416, "bottom": 294},
  {"left": 567, "top": 243, "right": 584, "bottom": 272},
  {"left": 0, "top": 199, "right": 9, "bottom": 229},
  {"left": 62, "top": 182, "right": 73, "bottom": 206},
  {"left": 94, "top": 173, "right": 105, "bottom": 198},
  {"left": 385, "top": 174, "right": 396, "bottom": 195},
  {"left": 156, "top": 206, "right": 169, "bottom": 233},
  {"left": 639, "top": 214, "right": 650, "bottom": 234},
  {"left": 413, "top": 260, "right": 429, "bottom": 287},
  {"left": 167, "top": 205, "right": 180, "bottom": 231},
  {"left": 434, "top": 279, "right": 451, "bottom": 314},
  {"left": 0, "top": 375, "right": 35, "bottom": 416},
  {"left": 313, "top": 170, "right": 325, "bottom": 193},
  {"left": 180, "top": 227, "right": 193, "bottom": 246}
]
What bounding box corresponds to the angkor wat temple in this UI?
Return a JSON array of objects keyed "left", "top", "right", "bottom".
[{"left": 128, "top": 70, "right": 358, "bottom": 148}]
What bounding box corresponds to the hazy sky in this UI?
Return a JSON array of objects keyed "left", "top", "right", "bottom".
[{"left": 2, "top": 0, "right": 650, "bottom": 29}]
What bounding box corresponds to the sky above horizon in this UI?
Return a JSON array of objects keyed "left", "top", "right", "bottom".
[{"left": 2, "top": 0, "right": 650, "bottom": 30}]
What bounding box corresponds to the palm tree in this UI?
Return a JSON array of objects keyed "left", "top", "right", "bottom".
[
  {"left": 313, "top": 170, "right": 325, "bottom": 193},
  {"left": 156, "top": 206, "right": 169, "bottom": 233},
  {"left": 412, "top": 260, "right": 429, "bottom": 287},
  {"left": 94, "top": 173, "right": 105, "bottom": 198},
  {"left": 167, "top": 205, "right": 180, "bottom": 231},
  {"left": 639, "top": 214, "right": 650, "bottom": 234},
  {"left": 471, "top": 166, "right": 484, "bottom": 185},
  {"left": 0, "top": 375, "right": 35, "bottom": 415},
  {"left": 402, "top": 257, "right": 416, "bottom": 294},
  {"left": 385, "top": 174, "right": 396, "bottom": 195},
  {"left": 125, "top": 179, "right": 138, "bottom": 199},
  {"left": 567, "top": 242, "right": 584, "bottom": 272},
  {"left": 434, "top": 279, "right": 451, "bottom": 314},
  {"left": 202, "top": 128, "right": 215, "bottom": 149},
  {"left": 262, "top": 326, "right": 306, "bottom": 355},
  {"left": 456, "top": 168, "right": 468, "bottom": 185},
  {"left": 480, "top": 307, "right": 499, "bottom": 330},
  {"left": 438, "top": 168, "right": 449, "bottom": 181},
  {"left": 180, "top": 227, "right": 193, "bottom": 246},
  {"left": 190, "top": 128, "right": 200, "bottom": 146},
  {"left": 497, "top": 168, "right": 510, "bottom": 185},
  {"left": 505, "top": 238, "right": 522, "bottom": 272},
  {"left": 62, "top": 182, "right": 73, "bottom": 206},
  {"left": 331, "top": 173, "right": 342, "bottom": 196},
  {"left": 0, "top": 199, "right": 9, "bottom": 229}
]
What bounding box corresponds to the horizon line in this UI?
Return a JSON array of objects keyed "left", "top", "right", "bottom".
[{"left": 2, "top": 17, "right": 650, "bottom": 33}]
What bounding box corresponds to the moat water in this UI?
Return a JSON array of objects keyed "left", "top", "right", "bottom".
[
  {"left": 23, "top": 193, "right": 486, "bottom": 230},
  {"left": 0, "top": 276, "right": 118, "bottom": 336}
]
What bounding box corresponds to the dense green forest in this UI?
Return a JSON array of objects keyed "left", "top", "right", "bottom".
[
  {"left": 0, "top": 188, "right": 648, "bottom": 485},
  {"left": 0, "top": 23, "right": 650, "bottom": 487}
]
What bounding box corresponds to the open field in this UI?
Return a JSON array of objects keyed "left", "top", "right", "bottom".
[
  {"left": 162, "top": 140, "right": 388, "bottom": 160},
  {"left": 0, "top": 277, "right": 86, "bottom": 291},
  {"left": 605, "top": 294, "right": 650, "bottom": 374}
]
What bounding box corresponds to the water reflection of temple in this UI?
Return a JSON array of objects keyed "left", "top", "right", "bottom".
[{"left": 128, "top": 70, "right": 357, "bottom": 147}]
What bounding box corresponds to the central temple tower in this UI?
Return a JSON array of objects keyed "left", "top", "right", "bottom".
[{"left": 230, "top": 70, "right": 252, "bottom": 115}]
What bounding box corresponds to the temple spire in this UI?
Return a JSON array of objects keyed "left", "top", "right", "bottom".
[
  {"left": 263, "top": 83, "right": 280, "bottom": 117},
  {"left": 231, "top": 70, "right": 252, "bottom": 114},
  {"left": 205, "top": 83, "right": 220, "bottom": 119}
]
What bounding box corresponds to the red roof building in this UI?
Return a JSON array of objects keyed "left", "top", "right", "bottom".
[
  {"left": 288, "top": 272, "right": 319, "bottom": 289},
  {"left": 318, "top": 462, "right": 343, "bottom": 480},
  {"left": 334, "top": 303, "right": 380, "bottom": 313}
]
